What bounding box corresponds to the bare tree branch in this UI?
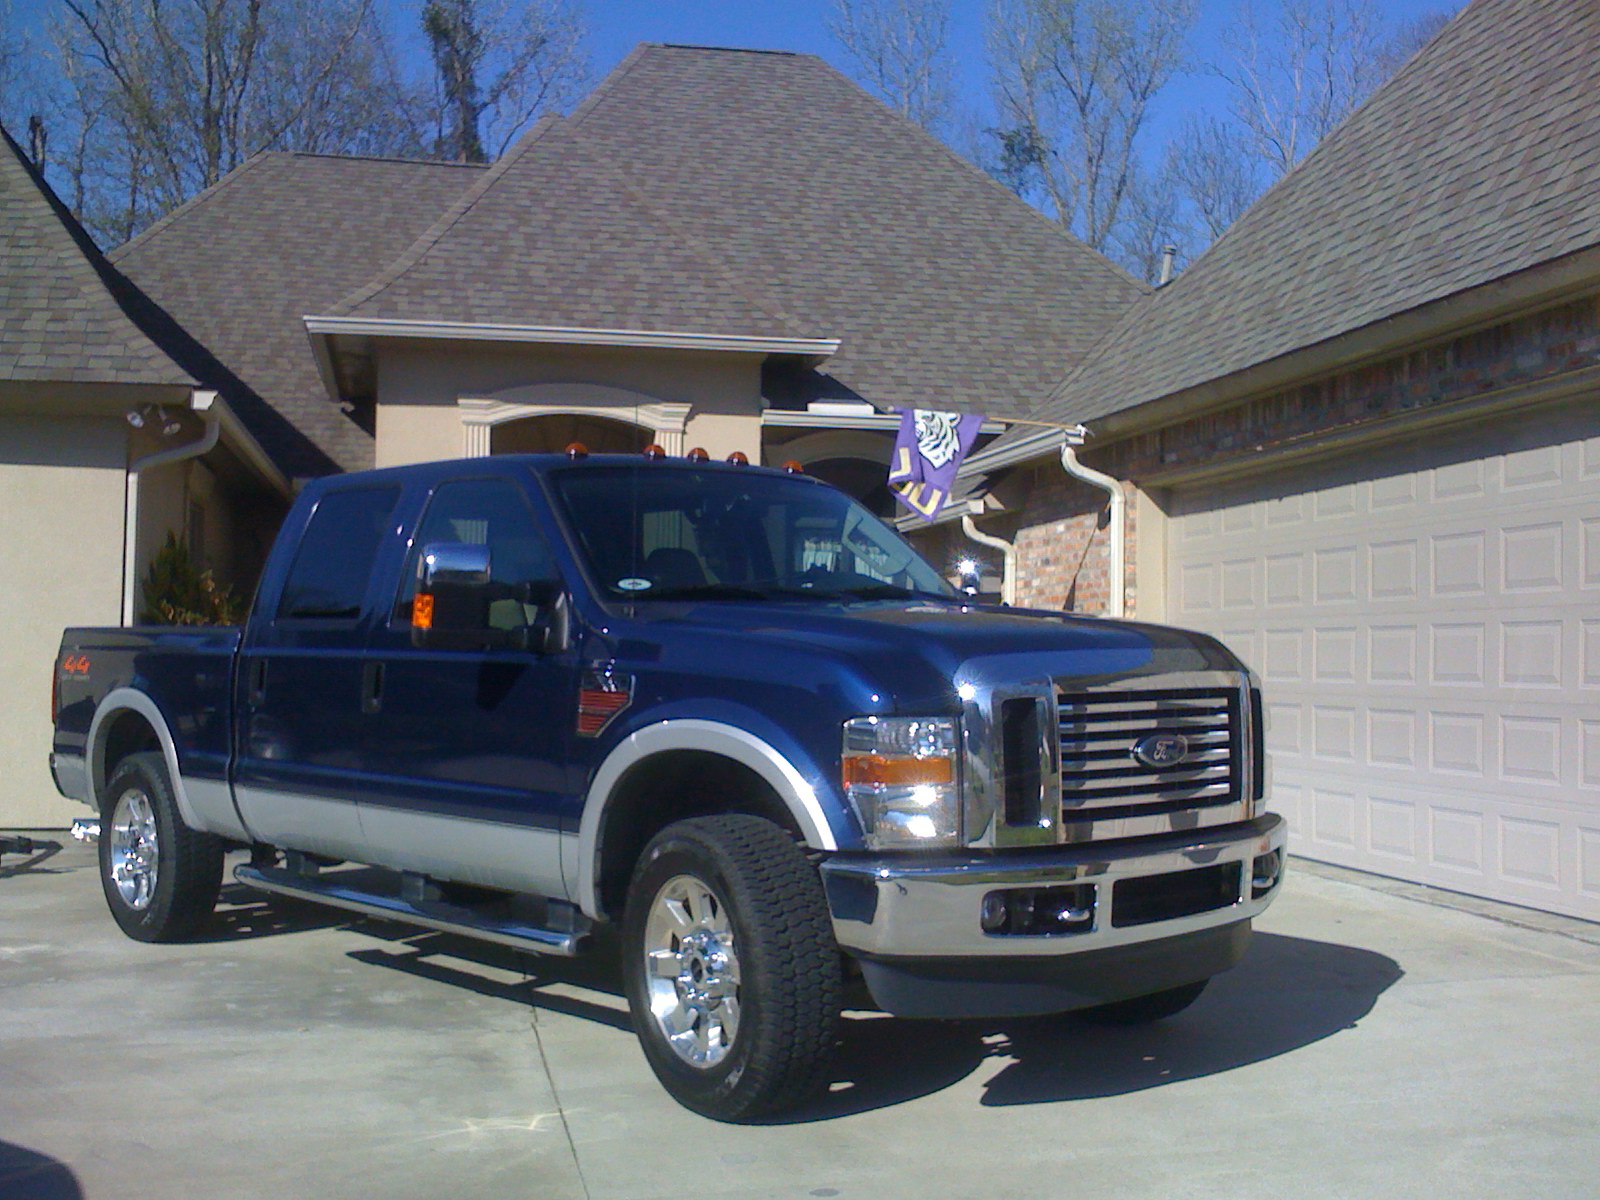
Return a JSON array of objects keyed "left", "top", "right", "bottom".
[
  {"left": 985, "top": 0, "right": 1196, "bottom": 255},
  {"left": 1215, "top": 0, "right": 1388, "bottom": 178},
  {"left": 830, "top": 0, "right": 956, "bottom": 134}
]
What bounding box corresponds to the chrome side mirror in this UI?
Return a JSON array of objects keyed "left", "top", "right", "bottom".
[{"left": 419, "top": 542, "right": 491, "bottom": 590}]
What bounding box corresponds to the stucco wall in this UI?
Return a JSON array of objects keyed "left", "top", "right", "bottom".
[
  {"left": 0, "top": 414, "right": 127, "bottom": 827},
  {"left": 373, "top": 342, "right": 765, "bottom": 467}
]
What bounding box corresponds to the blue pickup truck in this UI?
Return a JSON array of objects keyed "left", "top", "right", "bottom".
[{"left": 52, "top": 450, "right": 1285, "bottom": 1119}]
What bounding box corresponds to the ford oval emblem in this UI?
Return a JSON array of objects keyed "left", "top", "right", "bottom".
[{"left": 1132, "top": 733, "right": 1189, "bottom": 768}]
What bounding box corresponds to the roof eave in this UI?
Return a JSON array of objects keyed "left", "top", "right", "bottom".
[
  {"left": 305, "top": 315, "right": 839, "bottom": 359},
  {"left": 1083, "top": 243, "right": 1600, "bottom": 445}
]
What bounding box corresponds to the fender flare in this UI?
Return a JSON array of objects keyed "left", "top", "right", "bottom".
[
  {"left": 573, "top": 719, "right": 838, "bottom": 919},
  {"left": 85, "top": 688, "right": 233, "bottom": 836}
]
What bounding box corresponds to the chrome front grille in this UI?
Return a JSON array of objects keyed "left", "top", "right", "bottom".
[{"left": 1057, "top": 687, "right": 1240, "bottom": 826}]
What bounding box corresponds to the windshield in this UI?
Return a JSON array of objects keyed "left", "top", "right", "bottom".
[{"left": 548, "top": 464, "right": 956, "bottom": 603}]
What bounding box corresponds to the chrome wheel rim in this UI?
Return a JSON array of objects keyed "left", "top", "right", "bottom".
[
  {"left": 109, "top": 789, "right": 159, "bottom": 911},
  {"left": 642, "top": 874, "right": 741, "bottom": 1069}
]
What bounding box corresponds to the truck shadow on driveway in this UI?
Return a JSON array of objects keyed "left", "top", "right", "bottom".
[
  {"left": 317, "top": 921, "right": 1401, "bottom": 1120},
  {"left": 193, "top": 883, "right": 366, "bottom": 942},
  {"left": 783, "top": 932, "right": 1403, "bottom": 1120},
  {"left": 0, "top": 1139, "right": 83, "bottom": 1200}
]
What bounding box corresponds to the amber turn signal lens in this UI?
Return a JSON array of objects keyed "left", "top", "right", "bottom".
[
  {"left": 412, "top": 593, "right": 434, "bottom": 630},
  {"left": 840, "top": 753, "right": 954, "bottom": 788}
]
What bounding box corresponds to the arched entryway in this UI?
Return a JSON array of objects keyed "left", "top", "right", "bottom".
[
  {"left": 458, "top": 386, "right": 691, "bottom": 458},
  {"left": 766, "top": 429, "right": 897, "bottom": 516},
  {"left": 491, "top": 413, "right": 651, "bottom": 455}
]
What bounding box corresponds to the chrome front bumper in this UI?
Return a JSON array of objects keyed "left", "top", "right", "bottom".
[{"left": 820, "top": 814, "right": 1286, "bottom": 960}]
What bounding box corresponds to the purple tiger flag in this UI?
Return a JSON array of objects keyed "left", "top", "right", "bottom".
[{"left": 887, "top": 409, "right": 985, "bottom": 521}]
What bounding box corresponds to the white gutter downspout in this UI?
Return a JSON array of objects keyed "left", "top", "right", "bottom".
[
  {"left": 1059, "top": 429, "right": 1126, "bottom": 619},
  {"left": 122, "top": 391, "right": 221, "bottom": 625},
  {"left": 959, "top": 504, "right": 1018, "bottom": 606}
]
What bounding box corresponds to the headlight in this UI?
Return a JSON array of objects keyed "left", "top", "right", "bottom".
[{"left": 842, "top": 716, "right": 961, "bottom": 849}]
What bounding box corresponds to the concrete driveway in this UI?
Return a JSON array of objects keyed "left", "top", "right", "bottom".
[{"left": 3, "top": 834, "right": 1598, "bottom": 1200}]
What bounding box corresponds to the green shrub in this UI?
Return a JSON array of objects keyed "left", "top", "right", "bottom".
[{"left": 139, "top": 531, "right": 243, "bottom": 626}]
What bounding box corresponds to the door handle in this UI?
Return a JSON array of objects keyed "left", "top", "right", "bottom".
[
  {"left": 248, "top": 658, "right": 268, "bottom": 705},
  {"left": 362, "top": 661, "right": 385, "bottom": 714}
]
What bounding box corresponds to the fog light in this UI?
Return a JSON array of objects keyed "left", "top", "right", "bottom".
[
  {"left": 1251, "top": 850, "right": 1283, "bottom": 898},
  {"left": 980, "top": 892, "right": 1009, "bottom": 932},
  {"left": 980, "top": 885, "right": 1096, "bottom": 936}
]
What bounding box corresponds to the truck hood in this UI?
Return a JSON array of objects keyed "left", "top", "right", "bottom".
[{"left": 629, "top": 599, "right": 1243, "bottom": 712}]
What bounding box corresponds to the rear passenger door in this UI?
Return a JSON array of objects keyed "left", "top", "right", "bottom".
[
  {"left": 234, "top": 483, "right": 402, "bottom": 860},
  {"left": 356, "top": 473, "right": 577, "bottom": 896}
]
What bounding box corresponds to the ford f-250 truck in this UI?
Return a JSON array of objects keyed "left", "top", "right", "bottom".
[{"left": 52, "top": 449, "right": 1285, "bottom": 1120}]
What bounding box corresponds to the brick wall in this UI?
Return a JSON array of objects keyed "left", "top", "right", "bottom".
[
  {"left": 1009, "top": 463, "right": 1140, "bottom": 615},
  {"left": 914, "top": 294, "right": 1600, "bottom": 621},
  {"left": 1100, "top": 294, "right": 1600, "bottom": 480}
]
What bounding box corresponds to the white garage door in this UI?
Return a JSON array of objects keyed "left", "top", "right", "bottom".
[{"left": 1167, "top": 400, "right": 1600, "bottom": 920}]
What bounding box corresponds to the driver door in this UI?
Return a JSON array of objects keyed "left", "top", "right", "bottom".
[{"left": 356, "top": 473, "right": 577, "bottom": 895}]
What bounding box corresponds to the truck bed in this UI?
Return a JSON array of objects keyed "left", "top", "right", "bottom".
[{"left": 53, "top": 625, "right": 242, "bottom": 807}]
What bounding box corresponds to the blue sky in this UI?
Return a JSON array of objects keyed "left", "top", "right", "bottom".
[
  {"left": 572, "top": 1, "right": 1461, "bottom": 137},
  {"left": 12, "top": 0, "right": 1464, "bottom": 148}
]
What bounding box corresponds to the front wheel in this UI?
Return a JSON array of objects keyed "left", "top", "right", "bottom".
[
  {"left": 622, "top": 815, "right": 841, "bottom": 1121},
  {"left": 1076, "top": 979, "right": 1209, "bottom": 1025},
  {"left": 99, "top": 752, "right": 224, "bottom": 942}
]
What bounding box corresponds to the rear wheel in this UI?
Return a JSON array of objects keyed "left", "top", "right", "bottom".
[
  {"left": 1077, "top": 979, "right": 1209, "bottom": 1025},
  {"left": 99, "top": 752, "right": 224, "bottom": 942},
  {"left": 622, "top": 815, "right": 841, "bottom": 1121}
]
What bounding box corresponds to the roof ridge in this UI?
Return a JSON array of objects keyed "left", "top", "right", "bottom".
[
  {"left": 326, "top": 113, "right": 570, "bottom": 317},
  {"left": 562, "top": 44, "right": 654, "bottom": 126},
  {"left": 283, "top": 150, "right": 492, "bottom": 169},
  {"left": 1046, "top": 7, "right": 1482, "bottom": 417},
  {"left": 647, "top": 43, "right": 801, "bottom": 56},
  {"left": 811, "top": 53, "right": 1148, "bottom": 298},
  {"left": 1, "top": 122, "right": 196, "bottom": 384},
  {"left": 108, "top": 150, "right": 275, "bottom": 263},
  {"left": 1040, "top": 0, "right": 1600, "bottom": 426}
]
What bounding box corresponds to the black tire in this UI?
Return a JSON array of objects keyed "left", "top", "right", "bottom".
[
  {"left": 99, "top": 752, "right": 224, "bottom": 942},
  {"left": 621, "top": 815, "right": 841, "bottom": 1121},
  {"left": 1077, "top": 979, "right": 1209, "bottom": 1025}
]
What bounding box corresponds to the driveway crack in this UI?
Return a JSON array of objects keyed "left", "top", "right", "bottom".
[{"left": 531, "top": 1005, "right": 591, "bottom": 1200}]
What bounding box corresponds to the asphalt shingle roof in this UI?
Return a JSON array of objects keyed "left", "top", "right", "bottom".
[
  {"left": 336, "top": 46, "right": 1143, "bottom": 417},
  {"left": 112, "top": 152, "right": 487, "bottom": 475},
  {"left": 1044, "top": 0, "right": 1600, "bottom": 425},
  {"left": 0, "top": 124, "right": 193, "bottom": 388}
]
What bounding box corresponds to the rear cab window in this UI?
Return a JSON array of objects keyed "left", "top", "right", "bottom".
[{"left": 276, "top": 486, "right": 401, "bottom": 621}]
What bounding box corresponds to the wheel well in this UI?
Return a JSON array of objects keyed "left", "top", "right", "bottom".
[
  {"left": 97, "top": 710, "right": 161, "bottom": 798},
  {"left": 594, "top": 750, "right": 803, "bottom": 921}
]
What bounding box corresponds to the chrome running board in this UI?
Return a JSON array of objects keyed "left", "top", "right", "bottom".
[{"left": 234, "top": 864, "right": 590, "bottom": 957}]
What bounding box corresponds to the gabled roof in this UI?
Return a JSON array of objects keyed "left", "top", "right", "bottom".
[
  {"left": 113, "top": 151, "right": 487, "bottom": 475},
  {"left": 1045, "top": 0, "right": 1600, "bottom": 426},
  {"left": 330, "top": 45, "right": 1143, "bottom": 416},
  {"left": 0, "top": 124, "right": 193, "bottom": 388}
]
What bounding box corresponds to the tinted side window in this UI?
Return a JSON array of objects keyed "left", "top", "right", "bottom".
[
  {"left": 277, "top": 486, "right": 400, "bottom": 620},
  {"left": 396, "top": 478, "right": 559, "bottom": 628}
]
